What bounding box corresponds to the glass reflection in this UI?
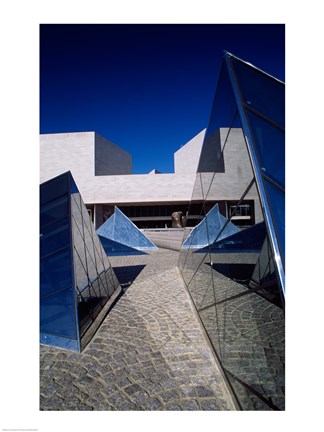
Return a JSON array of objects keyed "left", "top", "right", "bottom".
[
  {"left": 40, "top": 195, "right": 69, "bottom": 226},
  {"left": 231, "top": 56, "right": 285, "bottom": 129},
  {"left": 40, "top": 287, "right": 77, "bottom": 339},
  {"left": 178, "top": 52, "right": 285, "bottom": 410},
  {"left": 40, "top": 172, "right": 121, "bottom": 352},
  {"left": 40, "top": 173, "right": 78, "bottom": 349},
  {"left": 40, "top": 216, "right": 70, "bottom": 259},
  {"left": 40, "top": 247, "right": 73, "bottom": 298},
  {"left": 246, "top": 110, "right": 285, "bottom": 188},
  {"left": 71, "top": 188, "right": 120, "bottom": 339}
]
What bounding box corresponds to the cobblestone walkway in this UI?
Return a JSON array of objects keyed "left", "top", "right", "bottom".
[{"left": 40, "top": 249, "right": 236, "bottom": 410}]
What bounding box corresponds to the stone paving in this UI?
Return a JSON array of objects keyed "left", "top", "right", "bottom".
[{"left": 40, "top": 248, "right": 236, "bottom": 411}]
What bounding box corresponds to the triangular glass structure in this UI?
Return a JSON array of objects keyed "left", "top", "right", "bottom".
[
  {"left": 178, "top": 50, "right": 285, "bottom": 411},
  {"left": 225, "top": 52, "right": 285, "bottom": 292},
  {"left": 40, "top": 171, "right": 122, "bottom": 352},
  {"left": 181, "top": 51, "right": 285, "bottom": 295},
  {"left": 96, "top": 206, "right": 158, "bottom": 255},
  {"left": 182, "top": 204, "right": 240, "bottom": 249}
]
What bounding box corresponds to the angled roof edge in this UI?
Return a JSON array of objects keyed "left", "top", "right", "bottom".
[{"left": 224, "top": 51, "right": 285, "bottom": 84}]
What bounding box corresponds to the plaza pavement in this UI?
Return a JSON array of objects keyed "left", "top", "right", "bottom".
[{"left": 40, "top": 248, "right": 237, "bottom": 411}]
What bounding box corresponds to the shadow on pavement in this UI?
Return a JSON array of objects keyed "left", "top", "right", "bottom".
[{"left": 113, "top": 265, "right": 146, "bottom": 292}]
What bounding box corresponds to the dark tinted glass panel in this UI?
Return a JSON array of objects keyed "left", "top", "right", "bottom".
[
  {"left": 246, "top": 110, "right": 285, "bottom": 188},
  {"left": 206, "top": 63, "right": 239, "bottom": 136},
  {"left": 40, "top": 173, "right": 69, "bottom": 206},
  {"left": 79, "top": 278, "right": 107, "bottom": 313},
  {"left": 40, "top": 216, "right": 70, "bottom": 258},
  {"left": 74, "top": 248, "right": 90, "bottom": 293},
  {"left": 87, "top": 277, "right": 102, "bottom": 300},
  {"left": 40, "top": 247, "right": 73, "bottom": 298},
  {"left": 231, "top": 57, "right": 285, "bottom": 128},
  {"left": 71, "top": 203, "right": 89, "bottom": 289},
  {"left": 198, "top": 64, "right": 240, "bottom": 173},
  {"left": 40, "top": 195, "right": 69, "bottom": 226},
  {"left": 264, "top": 180, "right": 285, "bottom": 263},
  {"left": 89, "top": 222, "right": 106, "bottom": 275},
  {"left": 40, "top": 287, "right": 77, "bottom": 339},
  {"left": 78, "top": 302, "right": 93, "bottom": 337},
  {"left": 77, "top": 273, "right": 113, "bottom": 337},
  {"left": 82, "top": 214, "right": 100, "bottom": 283}
]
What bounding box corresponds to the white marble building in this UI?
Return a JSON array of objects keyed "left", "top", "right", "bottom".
[{"left": 40, "top": 128, "right": 261, "bottom": 229}]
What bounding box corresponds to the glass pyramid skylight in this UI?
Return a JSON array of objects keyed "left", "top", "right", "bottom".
[
  {"left": 97, "top": 206, "right": 158, "bottom": 255},
  {"left": 40, "top": 171, "right": 121, "bottom": 352}
]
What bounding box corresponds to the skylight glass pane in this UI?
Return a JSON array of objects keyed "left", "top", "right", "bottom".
[
  {"left": 231, "top": 57, "right": 285, "bottom": 128},
  {"left": 246, "top": 110, "right": 285, "bottom": 188}
]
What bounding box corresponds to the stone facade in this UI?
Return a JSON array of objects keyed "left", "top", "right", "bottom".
[{"left": 40, "top": 128, "right": 261, "bottom": 228}]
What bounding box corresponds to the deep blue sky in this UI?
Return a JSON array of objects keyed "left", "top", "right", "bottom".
[{"left": 40, "top": 24, "right": 285, "bottom": 174}]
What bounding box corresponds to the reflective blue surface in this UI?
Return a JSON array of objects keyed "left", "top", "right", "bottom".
[
  {"left": 227, "top": 52, "right": 285, "bottom": 282},
  {"left": 40, "top": 171, "right": 121, "bottom": 351},
  {"left": 40, "top": 333, "right": 79, "bottom": 352},
  {"left": 182, "top": 204, "right": 240, "bottom": 249},
  {"left": 178, "top": 52, "right": 285, "bottom": 410},
  {"left": 40, "top": 247, "right": 73, "bottom": 298},
  {"left": 197, "top": 222, "right": 266, "bottom": 253},
  {"left": 97, "top": 207, "right": 158, "bottom": 253},
  {"left": 40, "top": 287, "right": 77, "bottom": 339},
  {"left": 40, "top": 173, "right": 69, "bottom": 205},
  {"left": 40, "top": 195, "right": 69, "bottom": 226},
  {"left": 246, "top": 110, "right": 285, "bottom": 188},
  {"left": 40, "top": 173, "right": 78, "bottom": 348},
  {"left": 40, "top": 217, "right": 70, "bottom": 259},
  {"left": 231, "top": 56, "right": 285, "bottom": 128},
  {"left": 197, "top": 63, "right": 240, "bottom": 173}
]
